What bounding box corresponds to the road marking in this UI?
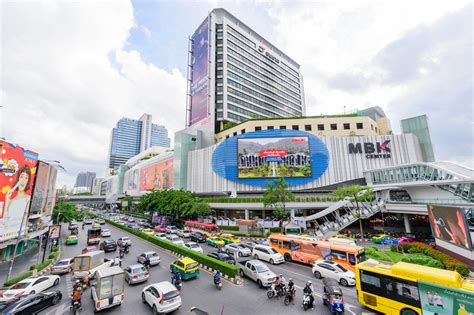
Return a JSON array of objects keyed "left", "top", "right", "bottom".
[{"left": 43, "top": 302, "right": 69, "bottom": 315}]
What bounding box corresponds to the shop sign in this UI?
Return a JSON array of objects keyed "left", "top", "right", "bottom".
[{"left": 348, "top": 140, "right": 391, "bottom": 159}]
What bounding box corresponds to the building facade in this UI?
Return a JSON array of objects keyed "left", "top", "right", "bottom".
[
  {"left": 74, "top": 171, "right": 96, "bottom": 191},
  {"left": 401, "top": 115, "right": 435, "bottom": 162},
  {"left": 107, "top": 114, "right": 171, "bottom": 172}
]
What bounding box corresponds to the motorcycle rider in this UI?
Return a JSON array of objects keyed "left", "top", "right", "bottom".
[
  {"left": 171, "top": 270, "right": 182, "bottom": 285},
  {"left": 71, "top": 286, "right": 82, "bottom": 308},
  {"left": 114, "top": 256, "right": 121, "bottom": 267},
  {"left": 119, "top": 246, "right": 125, "bottom": 258},
  {"left": 124, "top": 242, "right": 130, "bottom": 254},
  {"left": 274, "top": 275, "right": 283, "bottom": 296},
  {"left": 214, "top": 270, "right": 222, "bottom": 285},
  {"left": 303, "top": 280, "right": 315, "bottom": 309},
  {"left": 287, "top": 278, "right": 295, "bottom": 304},
  {"left": 143, "top": 256, "right": 151, "bottom": 270},
  {"left": 73, "top": 280, "right": 82, "bottom": 292},
  {"left": 82, "top": 275, "right": 89, "bottom": 289}
]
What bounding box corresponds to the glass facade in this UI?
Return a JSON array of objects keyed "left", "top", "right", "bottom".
[
  {"left": 151, "top": 124, "right": 171, "bottom": 148},
  {"left": 172, "top": 131, "right": 197, "bottom": 189},
  {"left": 401, "top": 115, "right": 435, "bottom": 162}
]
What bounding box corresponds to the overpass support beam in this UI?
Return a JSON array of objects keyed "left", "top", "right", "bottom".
[
  {"left": 404, "top": 214, "right": 412, "bottom": 234},
  {"left": 244, "top": 209, "right": 249, "bottom": 220}
]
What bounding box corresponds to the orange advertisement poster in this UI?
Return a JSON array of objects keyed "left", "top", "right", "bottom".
[{"left": 139, "top": 158, "right": 173, "bottom": 192}]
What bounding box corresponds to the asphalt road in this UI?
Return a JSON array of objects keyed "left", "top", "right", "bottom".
[{"left": 40, "top": 223, "right": 378, "bottom": 315}]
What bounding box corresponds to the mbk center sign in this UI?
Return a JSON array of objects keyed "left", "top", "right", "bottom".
[{"left": 348, "top": 140, "right": 391, "bottom": 159}]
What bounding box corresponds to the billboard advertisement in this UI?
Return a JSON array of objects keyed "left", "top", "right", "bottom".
[
  {"left": 127, "top": 169, "right": 139, "bottom": 191},
  {"left": 189, "top": 17, "right": 209, "bottom": 126},
  {"left": 139, "top": 158, "right": 174, "bottom": 192},
  {"left": 0, "top": 141, "right": 39, "bottom": 241},
  {"left": 30, "top": 161, "right": 49, "bottom": 215},
  {"left": 48, "top": 225, "right": 61, "bottom": 239},
  {"left": 44, "top": 166, "right": 57, "bottom": 216},
  {"left": 418, "top": 281, "right": 474, "bottom": 315},
  {"left": 237, "top": 136, "right": 312, "bottom": 178},
  {"left": 427, "top": 205, "right": 472, "bottom": 250}
]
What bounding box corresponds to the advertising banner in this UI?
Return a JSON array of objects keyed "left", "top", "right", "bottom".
[
  {"left": 48, "top": 225, "right": 61, "bottom": 239},
  {"left": 0, "top": 141, "right": 39, "bottom": 241},
  {"left": 139, "top": 158, "right": 174, "bottom": 192},
  {"left": 418, "top": 281, "right": 474, "bottom": 315},
  {"left": 127, "top": 169, "right": 139, "bottom": 191},
  {"left": 189, "top": 17, "right": 210, "bottom": 126},
  {"left": 238, "top": 137, "right": 312, "bottom": 178},
  {"left": 44, "top": 166, "right": 57, "bottom": 216},
  {"left": 427, "top": 205, "right": 472, "bottom": 250},
  {"left": 30, "top": 161, "right": 49, "bottom": 214}
]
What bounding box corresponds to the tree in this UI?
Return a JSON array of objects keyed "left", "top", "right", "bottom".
[
  {"left": 263, "top": 178, "right": 295, "bottom": 232},
  {"left": 331, "top": 185, "right": 374, "bottom": 238},
  {"left": 52, "top": 201, "right": 83, "bottom": 224}
]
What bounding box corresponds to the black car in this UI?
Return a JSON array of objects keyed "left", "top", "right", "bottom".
[
  {"left": 190, "top": 232, "right": 206, "bottom": 243},
  {"left": 0, "top": 290, "right": 62, "bottom": 315},
  {"left": 207, "top": 251, "right": 236, "bottom": 265},
  {"left": 99, "top": 240, "right": 117, "bottom": 252}
]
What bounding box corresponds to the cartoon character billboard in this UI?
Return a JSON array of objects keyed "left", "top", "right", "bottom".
[
  {"left": 418, "top": 281, "right": 474, "bottom": 315},
  {"left": 139, "top": 158, "right": 174, "bottom": 192},
  {"left": 0, "top": 141, "right": 38, "bottom": 241}
]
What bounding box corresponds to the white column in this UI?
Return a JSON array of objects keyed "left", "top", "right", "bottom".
[
  {"left": 244, "top": 209, "right": 249, "bottom": 220},
  {"left": 404, "top": 214, "right": 412, "bottom": 234}
]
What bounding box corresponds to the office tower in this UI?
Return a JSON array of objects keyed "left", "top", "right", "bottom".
[
  {"left": 74, "top": 171, "right": 96, "bottom": 192},
  {"left": 401, "top": 115, "right": 435, "bottom": 162}
]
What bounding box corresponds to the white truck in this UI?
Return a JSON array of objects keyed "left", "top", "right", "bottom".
[
  {"left": 238, "top": 259, "right": 277, "bottom": 288},
  {"left": 91, "top": 266, "right": 125, "bottom": 312},
  {"left": 73, "top": 251, "right": 114, "bottom": 279}
]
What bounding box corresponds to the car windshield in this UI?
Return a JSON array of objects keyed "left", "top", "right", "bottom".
[
  {"left": 256, "top": 265, "right": 269, "bottom": 273},
  {"left": 102, "top": 229, "right": 109, "bottom": 232},
  {"left": 335, "top": 264, "right": 348, "bottom": 272},
  {"left": 148, "top": 253, "right": 158, "bottom": 257},
  {"left": 164, "top": 290, "right": 179, "bottom": 300},
  {"left": 186, "top": 262, "right": 199, "bottom": 269},
  {"left": 171, "top": 237, "right": 179, "bottom": 241},
  {"left": 268, "top": 248, "right": 278, "bottom": 254},
  {"left": 11, "top": 282, "right": 31, "bottom": 289},
  {"left": 121, "top": 237, "right": 130, "bottom": 241},
  {"left": 55, "top": 260, "right": 69, "bottom": 266},
  {"left": 133, "top": 267, "right": 146, "bottom": 274},
  {"left": 236, "top": 245, "right": 245, "bottom": 249},
  {"left": 189, "top": 244, "right": 198, "bottom": 248}
]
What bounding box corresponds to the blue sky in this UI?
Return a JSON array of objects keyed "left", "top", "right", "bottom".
[{"left": 2, "top": 0, "right": 472, "bottom": 188}]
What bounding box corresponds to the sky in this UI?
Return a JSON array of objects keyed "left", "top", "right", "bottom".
[{"left": 1, "top": 0, "right": 472, "bottom": 189}]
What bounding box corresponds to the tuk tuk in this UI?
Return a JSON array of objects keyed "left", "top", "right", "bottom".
[
  {"left": 170, "top": 257, "right": 200, "bottom": 280},
  {"left": 91, "top": 266, "right": 125, "bottom": 312},
  {"left": 322, "top": 278, "right": 344, "bottom": 315}
]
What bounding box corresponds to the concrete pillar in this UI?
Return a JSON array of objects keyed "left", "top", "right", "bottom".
[
  {"left": 290, "top": 209, "right": 295, "bottom": 219},
  {"left": 223, "top": 210, "right": 227, "bottom": 218},
  {"left": 262, "top": 210, "right": 266, "bottom": 219},
  {"left": 245, "top": 209, "right": 249, "bottom": 220},
  {"left": 303, "top": 209, "right": 308, "bottom": 217},
  {"left": 404, "top": 214, "right": 412, "bottom": 234}
]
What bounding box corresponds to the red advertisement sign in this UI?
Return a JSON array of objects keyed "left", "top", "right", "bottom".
[
  {"left": 0, "top": 141, "right": 39, "bottom": 241},
  {"left": 139, "top": 158, "right": 174, "bottom": 192},
  {"left": 259, "top": 150, "right": 287, "bottom": 157}
]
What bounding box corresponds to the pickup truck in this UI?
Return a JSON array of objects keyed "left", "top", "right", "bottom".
[{"left": 238, "top": 259, "right": 276, "bottom": 288}]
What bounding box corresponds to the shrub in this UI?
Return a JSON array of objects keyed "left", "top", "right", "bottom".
[
  {"left": 390, "top": 245, "right": 399, "bottom": 252},
  {"left": 219, "top": 226, "right": 239, "bottom": 231},
  {"left": 4, "top": 271, "right": 33, "bottom": 287},
  {"left": 48, "top": 251, "right": 59, "bottom": 260},
  {"left": 30, "top": 259, "right": 53, "bottom": 272}
]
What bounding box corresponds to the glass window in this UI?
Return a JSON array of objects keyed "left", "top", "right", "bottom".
[
  {"left": 331, "top": 124, "right": 337, "bottom": 130},
  {"left": 343, "top": 123, "right": 350, "bottom": 130},
  {"left": 226, "top": 135, "right": 229, "bottom": 139},
  {"left": 255, "top": 126, "right": 261, "bottom": 131},
  {"left": 357, "top": 123, "right": 363, "bottom": 129},
  {"left": 331, "top": 250, "right": 347, "bottom": 260},
  {"left": 241, "top": 129, "right": 245, "bottom": 134},
  {"left": 371, "top": 124, "right": 374, "bottom": 130},
  {"left": 292, "top": 125, "right": 299, "bottom": 130},
  {"left": 375, "top": 127, "right": 378, "bottom": 133},
  {"left": 267, "top": 126, "right": 274, "bottom": 130},
  {"left": 305, "top": 124, "right": 312, "bottom": 131},
  {"left": 318, "top": 124, "right": 324, "bottom": 131},
  {"left": 280, "top": 125, "right": 286, "bottom": 129},
  {"left": 348, "top": 253, "right": 356, "bottom": 265}
]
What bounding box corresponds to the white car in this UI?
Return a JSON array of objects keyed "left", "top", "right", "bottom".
[
  {"left": 176, "top": 230, "right": 191, "bottom": 238},
  {"left": 312, "top": 260, "right": 356, "bottom": 286},
  {"left": 137, "top": 251, "right": 161, "bottom": 266},
  {"left": 1, "top": 275, "right": 60, "bottom": 300},
  {"left": 166, "top": 234, "right": 185, "bottom": 246},
  {"left": 155, "top": 232, "right": 167, "bottom": 239},
  {"left": 101, "top": 228, "right": 111, "bottom": 237},
  {"left": 184, "top": 242, "right": 203, "bottom": 253},
  {"left": 225, "top": 243, "right": 251, "bottom": 257},
  {"left": 166, "top": 226, "right": 179, "bottom": 234},
  {"left": 252, "top": 245, "right": 284, "bottom": 265},
  {"left": 142, "top": 281, "right": 182, "bottom": 314}
]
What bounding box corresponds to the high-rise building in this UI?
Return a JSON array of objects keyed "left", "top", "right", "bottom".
[
  {"left": 401, "top": 115, "right": 435, "bottom": 162},
  {"left": 185, "top": 8, "right": 305, "bottom": 146},
  {"left": 74, "top": 171, "right": 96, "bottom": 191},
  {"left": 107, "top": 114, "right": 170, "bottom": 172}
]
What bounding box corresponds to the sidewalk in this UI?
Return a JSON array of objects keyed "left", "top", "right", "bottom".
[{"left": 0, "top": 246, "right": 45, "bottom": 285}]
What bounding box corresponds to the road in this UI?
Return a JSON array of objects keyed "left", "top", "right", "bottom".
[{"left": 40, "top": 223, "right": 378, "bottom": 315}]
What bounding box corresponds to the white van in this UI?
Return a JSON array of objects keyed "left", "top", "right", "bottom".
[{"left": 252, "top": 245, "right": 284, "bottom": 265}]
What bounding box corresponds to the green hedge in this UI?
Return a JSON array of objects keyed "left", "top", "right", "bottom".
[
  {"left": 30, "top": 259, "right": 52, "bottom": 272},
  {"left": 4, "top": 271, "right": 33, "bottom": 287},
  {"left": 105, "top": 219, "right": 240, "bottom": 278},
  {"left": 219, "top": 226, "right": 239, "bottom": 231},
  {"left": 48, "top": 251, "right": 59, "bottom": 260}
]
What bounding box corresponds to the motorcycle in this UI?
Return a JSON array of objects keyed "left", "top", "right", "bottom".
[
  {"left": 70, "top": 300, "right": 81, "bottom": 315},
  {"left": 284, "top": 287, "right": 295, "bottom": 306},
  {"left": 267, "top": 283, "right": 286, "bottom": 299},
  {"left": 302, "top": 292, "right": 312, "bottom": 311},
  {"left": 119, "top": 249, "right": 124, "bottom": 259},
  {"left": 214, "top": 279, "right": 222, "bottom": 290},
  {"left": 175, "top": 279, "right": 182, "bottom": 291},
  {"left": 124, "top": 246, "right": 130, "bottom": 254}
]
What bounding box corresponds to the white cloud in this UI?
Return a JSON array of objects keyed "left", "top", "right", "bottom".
[{"left": 1, "top": 1, "right": 187, "bottom": 188}]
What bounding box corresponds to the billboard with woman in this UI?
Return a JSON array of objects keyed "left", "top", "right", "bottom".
[
  {"left": 0, "top": 141, "right": 39, "bottom": 241},
  {"left": 427, "top": 204, "right": 472, "bottom": 250},
  {"left": 139, "top": 158, "right": 174, "bottom": 192}
]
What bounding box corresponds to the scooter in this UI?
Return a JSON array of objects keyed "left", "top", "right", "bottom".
[
  {"left": 302, "top": 292, "right": 312, "bottom": 311},
  {"left": 214, "top": 279, "right": 222, "bottom": 290},
  {"left": 175, "top": 278, "right": 182, "bottom": 291},
  {"left": 70, "top": 300, "right": 81, "bottom": 315},
  {"left": 119, "top": 249, "right": 124, "bottom": 259},
  {"left": 124, "top": 246, "right": 130, "bottom": 254},
  {"left": 267, "top": 283, "right": 286, "bottom": 299},
  {"left": 284, "top": 287, "right": 295, "bottom": 306}
]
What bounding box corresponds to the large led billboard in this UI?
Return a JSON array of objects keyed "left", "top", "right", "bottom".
[
  {"left": 139, "top": 158, "right": 174, "bottom": 192},
  {"left": 427, "top": 205, "right": 472, "bottom": 250},
  {"left": 188, "top": 17, "right": 210, "bottom": 126},
  {"left": 237, "top": 136, "right": 312, "bottom": 178},
  {"left": 0, "top": 141, "right": 38, "bottom": 241}
]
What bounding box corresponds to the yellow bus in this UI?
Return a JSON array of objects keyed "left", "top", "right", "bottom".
[
  {"left": 268, "top": 234, "right": 365, "bottom": 271},
  {"left": 355, "top": 260, "right": 474, "bottom": 315}
]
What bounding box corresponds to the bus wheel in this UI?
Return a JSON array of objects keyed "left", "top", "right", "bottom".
[
  {"left": 284, "top": 253, "right": 292, "bottom": 262},
  {"left": 400, "top": 309, "right": 417, "bottom": 315}
]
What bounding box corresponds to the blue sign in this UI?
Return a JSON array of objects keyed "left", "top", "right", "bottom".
[{"left": 264, "top": 157, "right": 282, "bottom": 162}]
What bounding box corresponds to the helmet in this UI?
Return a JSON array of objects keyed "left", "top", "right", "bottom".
[
  {"left": 76, "top": 280, "right": 80, "bottom": 284},
  {"left": 289, "top": 278, "right": 293, "bottom": 281},
  {"left": 307, "top": 280, "right": 312, "bottom": 284}
]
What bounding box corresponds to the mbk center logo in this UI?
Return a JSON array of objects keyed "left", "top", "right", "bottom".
[{"left": 348, "top": 140, "right": 391, "bottom": 159}]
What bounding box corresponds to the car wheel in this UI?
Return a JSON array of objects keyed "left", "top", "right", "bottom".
[
  {"left": 141, "top": 293, "right": 146, "bottom": 304},
  {"left": 52, "top": 294, "right": 60, "bottom": 305},
  {"left": 54, "top": 278, "right": 59, "bottom": 286},
  {"left": 152, "top": 305, "right": 158, "bottom": 315},
  {"left": 239, "top": 269, "right": 245, "bottom": 278},
  {"left": 314, "top": 271, "right": 322, "bottom": 279},
  {"left": 269, "top": 259, "right": 274, "bottom": 265},
  {"left": 257, "top": 279, "right": 262, "bottom": 288},
  {"left": 400, "top": 309, "right": 418, "bottom": 315},
  {"left": 30, "top": 290, "right": 35, "bottom": 295},
  {"left": 238, "top": 252, "right": 242, "bottom": 257},
  {"left": 340, "top": 278, "right": 349, "bottom": 287}
]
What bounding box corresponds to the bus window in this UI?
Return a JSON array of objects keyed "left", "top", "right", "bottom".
[
  {"left": 348, "top": 253, "right": 356, "bottom": 265},
  {"left": 270, "top": 238, "right": 278, "bottom": 245},
  {"left": 331, "top": 250, "right": 347, "bottom": 261},
  {"left": 357, "top": 252, "right": 366, "bottom": 263}
]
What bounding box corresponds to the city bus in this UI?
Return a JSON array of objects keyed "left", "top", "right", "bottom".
[
  {"left": 267, "top": 234, "right": 365, "bottom": 271},
  {"left": 355, "top": 260, "right": 474, "bottom": 315},
  {"left": 184, "top": 221, "right": 220, "bottom": 237}
]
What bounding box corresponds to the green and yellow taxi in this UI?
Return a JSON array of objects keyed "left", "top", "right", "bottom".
[
  {"left": 220, "top": 233, "right": 241, "bottom": 245},
  {"left": 169, "top": 257, "right": 200, "bottom": 280},
  {"left": 141, "top": 228, "right": 155, "bottom": 237},
  {"left": 207, "top": 236, "right": 225, "bottom": 248},
  {"left": 66, "top": 234, "right": 78, "bottom": 245}
]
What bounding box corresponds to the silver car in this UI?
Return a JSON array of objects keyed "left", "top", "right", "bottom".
[
  {"left": 224, "top": 243, "right": 252, "bottom": 257},
  {"left": 51, "top": 258, "right": 74, "bottom": 274},
  {"left": 124, "top": 264, "right": 149, "bottom": 285},
  {"left": 137, "top": 251, "right": 161, "bottom": 266}
]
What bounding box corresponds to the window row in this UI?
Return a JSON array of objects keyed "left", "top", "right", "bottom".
[
  {"left": 227, "top": 25, "right": 256, "bottom": 49},
  {"left": 227, "top": 95, "right": 279, "bottom": 118},
  {"left": 228, "top": 79, "right": 301, "bottom": 115},
  {"left": 227, "top": 111, "right": 247, "bottom": 122},
  {"left": 226, "top": 34, "right": 301, "bottom": 88}
]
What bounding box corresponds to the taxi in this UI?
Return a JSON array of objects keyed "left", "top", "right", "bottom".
[
  {"left": 92, "top": 223, "right": 101, "bottom": 229},
  {"left": 141, "top": 228, "right": 155, "bottom": 237},
  {"left": 371, "top": 234, "right": 390, "bottom": 244},
  {"left": 334, "top": 234, "right": 355, "bottom": 241},
  {"left": 207, "top": 236, "right": 225, "bottom": 248},
  {"left": 169, "top": 257, "right": 200, "bottom": 280},
  {"left": 220, "top": 233, "right": 241, "bottom": 245},
  {"left": 66, "top": 234, "right": 78, "bottom": 245}
]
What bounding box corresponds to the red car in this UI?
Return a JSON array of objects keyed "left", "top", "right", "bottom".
[
  {"left": 81, "top": 245, "right": 98, "bottom": 254},
  {"left": 154, "top": 225, "right": 167, "bottom": 233},
  {"left": 398, "top": 237, "right": 415, "bottom": 245}
]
